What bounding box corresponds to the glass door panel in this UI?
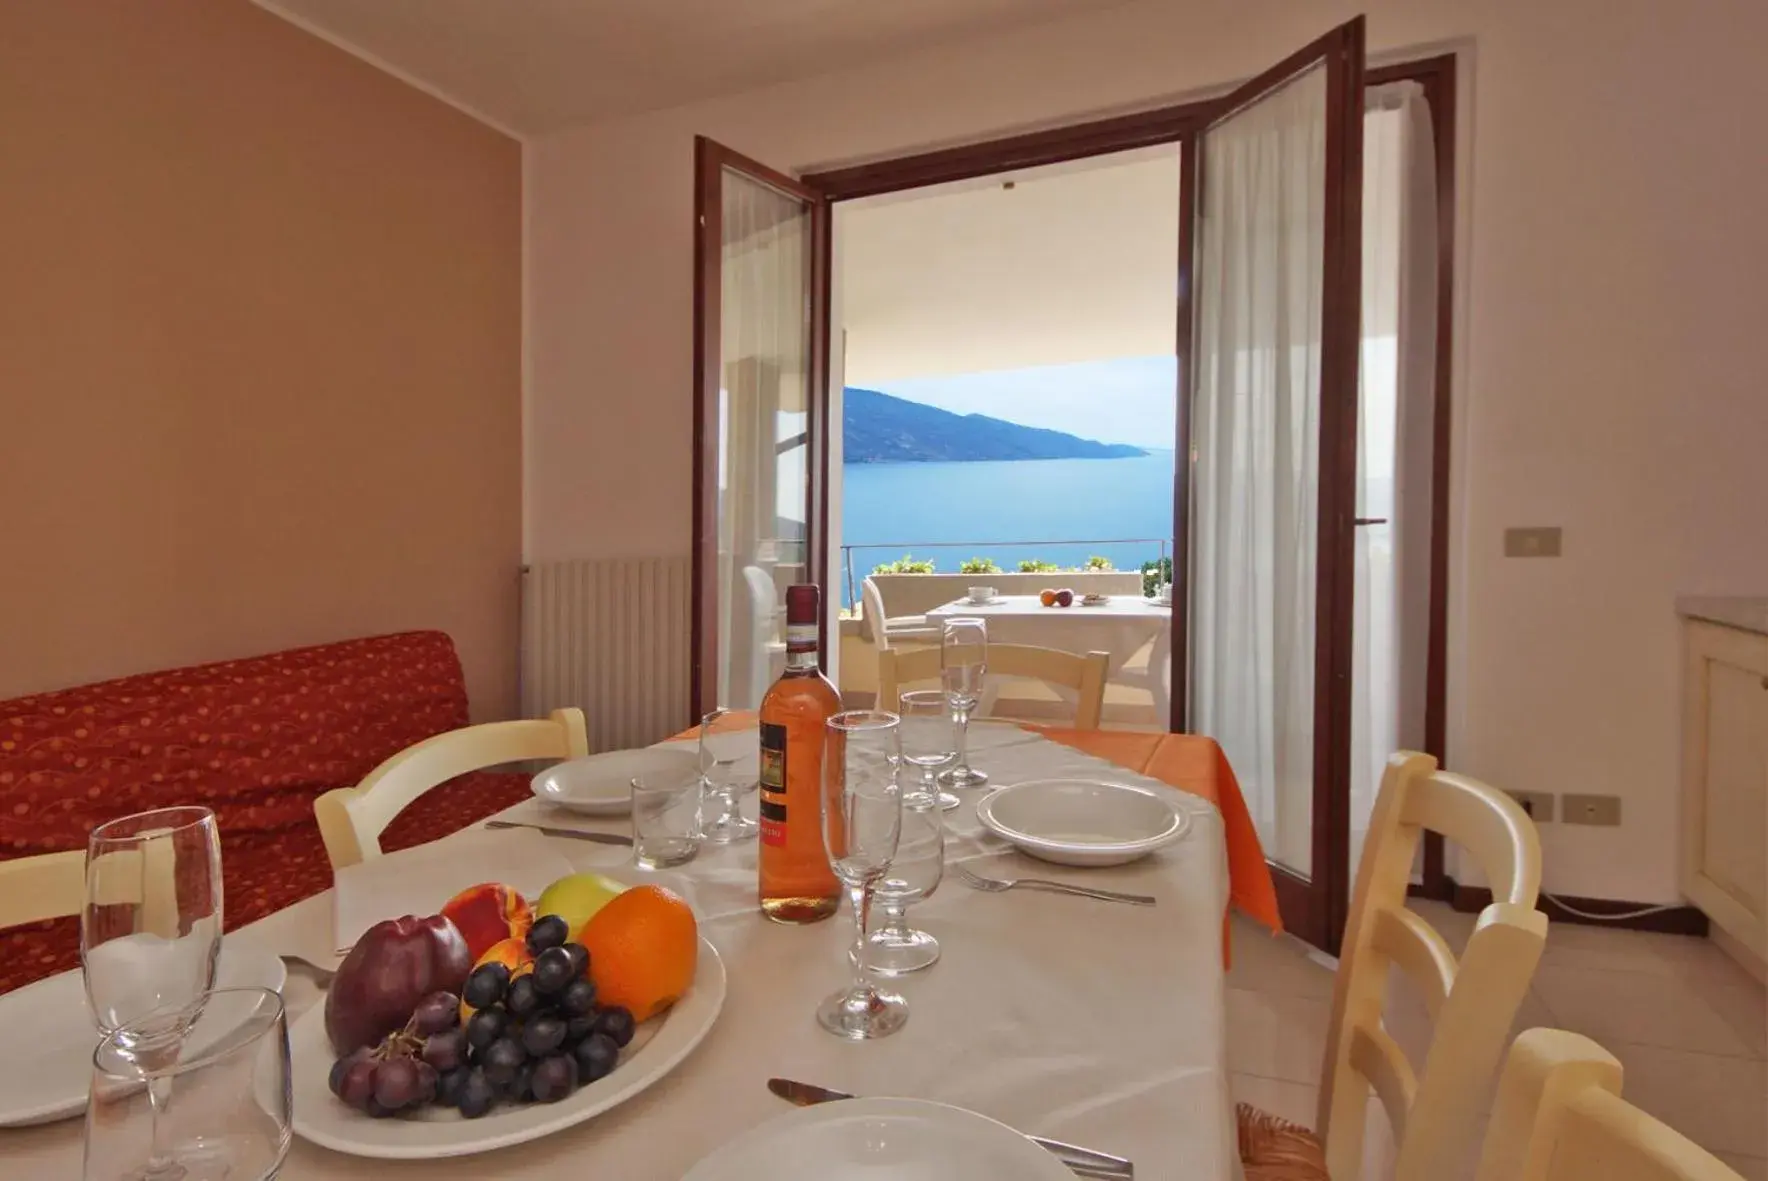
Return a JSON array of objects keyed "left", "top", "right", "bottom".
[
  {"left": 1183, "top": 19, "right": 1365, "bottom": 951},
  {"left": 693, "top": 139, "right": 829, "bottom": 716}
]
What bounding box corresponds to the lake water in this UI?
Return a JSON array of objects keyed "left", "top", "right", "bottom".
[{"left": 840, "top": 452, "right": 1176, "bottom": 605}]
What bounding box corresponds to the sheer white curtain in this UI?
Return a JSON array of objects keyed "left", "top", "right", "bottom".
[
  {"left": 718, "top": 175, "right": 809, "bottom": 709},
  {"left": 1349, "top": 83, "right": 1438, "bottom": 871},
  {"left": 1189, "top": 66, "right": 1327, "bottom": 874}
]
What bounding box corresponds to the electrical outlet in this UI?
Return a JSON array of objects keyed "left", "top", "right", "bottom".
[
  {"left": 1504, "top": 527, "right": 1563, "bottom": 557},
  {"left": 1562, "top": 793, "right": 1621, "bottom": 826},
  {"left": 1506, "top": 790, "right": 1554, "bottom": 822}
]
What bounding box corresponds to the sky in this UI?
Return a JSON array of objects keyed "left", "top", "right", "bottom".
[{"left": 868, "top": 355, "right": 1178, "bottom": 450}]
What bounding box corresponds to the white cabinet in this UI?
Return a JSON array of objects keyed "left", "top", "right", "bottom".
[{"left": 1681, "top": 617, "right": 1768, "bottom": 964}]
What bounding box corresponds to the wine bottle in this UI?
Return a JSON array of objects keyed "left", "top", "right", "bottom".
[{"left": 757, "top": 584, "right": 841, "bottom": 923}]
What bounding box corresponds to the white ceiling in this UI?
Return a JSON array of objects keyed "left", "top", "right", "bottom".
[
  {"left": 838, "top": 147, "right": 1181, "bottom": 387},
  {"left": 255, "top": 0, "right": 1134, "bottom": 135}
]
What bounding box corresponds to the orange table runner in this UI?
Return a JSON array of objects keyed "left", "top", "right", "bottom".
[
  {"left": 1020, "top": 726, "right": 1283, "bottom": 944},
  {"left": 671, "top": 714, "right": 1283, "bottom": 958}
]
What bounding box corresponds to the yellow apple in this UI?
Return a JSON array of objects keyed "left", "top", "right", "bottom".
[{"left": 535, "top": 872, "right": 627, "bottom": 940}]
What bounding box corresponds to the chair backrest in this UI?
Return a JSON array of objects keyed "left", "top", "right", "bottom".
[
  {"left": 877, "top": 644, "right": 1110, "bottom": 730},
  {"left": 1318, "top": 751, "right": 1548, "bottom": 1181},
  {"left": 314, "top": 707, "right": 589, "bottom": 869},
  {"left": 861, "top": 578, "right": 890, "bottom": 650},
  {"left": 1474, "top": 1028, "right": 1745, "bottom": 1181},
  {"left": 0, "top": 849, "right": 85, "bottom": 928}
]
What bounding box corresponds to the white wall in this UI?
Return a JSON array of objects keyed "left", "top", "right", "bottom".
[{"left": 527, "top": 0, "right": 1768, "bottom": 902}]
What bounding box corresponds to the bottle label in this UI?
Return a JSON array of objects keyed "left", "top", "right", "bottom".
[
  {"left": 784, "top": 623, "right": 818, "bottom": 654},
  {"left": 758, "top": 720, "right": 788, "bottom": 847}
]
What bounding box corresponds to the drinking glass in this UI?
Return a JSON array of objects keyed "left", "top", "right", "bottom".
[
  {"left": 898, "top": 689, "right": 959, "bottom": 811},
  {"left": 630, "top": 772, "right": 702, "bottom": 868},
  {"left": 866, "top": 799, "right": 944, "bottom": 975},
  {"left": 83, "top": 807, "right": 224, "bottom": 1180},
  {"left": 817, "top": 710, "right": 907, "bottom": 1040},
  {"left": 696, "top": 707, "right": 758, "bottom": 844},
  {"left": 85, "top": 988, "right": 291, "bottom": 1181},
  {"left": 937, "top": 617, "right": 990, "bottom": 789}
]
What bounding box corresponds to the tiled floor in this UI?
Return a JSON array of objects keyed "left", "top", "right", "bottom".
[{"left": 1227, "top": 901, "right": 1768, "bottom": 1178}]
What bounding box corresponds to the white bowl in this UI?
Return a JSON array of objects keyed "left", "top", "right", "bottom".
[
  {"left": 976, "top": 778, "right": 1188, "bottom": 867},
  {"left": 530, "top": 746, "right": 705, "bottom": 816}
]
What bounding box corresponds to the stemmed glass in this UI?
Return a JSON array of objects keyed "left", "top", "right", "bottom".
[
  {"left": 866, "top": 799, "right": 944, "bottom": 975},
  {"left": 85, "top": 988, "right": 291, "bottom": 1181},
  {"left": 937, "top": 617, "right": 990, "bottom": 790},
  {"left": 83, "top": 806, "right": 224, "bottom": 1180},
  {"left": 696, "top": 707, "right": 758, "bottom": 844},
  {"left": 817, "top": 710, "right": 907, "bottom": 1040},
  {"left": 898, "top": 689, "right": 959, "bottom": 811}
]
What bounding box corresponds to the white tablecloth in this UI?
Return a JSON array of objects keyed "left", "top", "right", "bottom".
[
  {"left": 929, "top": 596, "right": 1173, "bottom": 717},
  {"left": 10, "top": 727, "right": 1233, "bottom": 1180}
]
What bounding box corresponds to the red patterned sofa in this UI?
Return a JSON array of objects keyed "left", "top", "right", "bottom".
[{"left": 0, "top": 631, "right": 533, "bottom": 995}]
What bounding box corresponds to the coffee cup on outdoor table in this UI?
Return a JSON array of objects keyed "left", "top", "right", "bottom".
[{"left": 967, "top": 585, "right": 996, "bottom": 603}]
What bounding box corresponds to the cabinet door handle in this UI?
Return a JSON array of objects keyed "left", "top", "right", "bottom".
[{"left": 1353, "top": 517, "right": 1389, "bottom": 527}]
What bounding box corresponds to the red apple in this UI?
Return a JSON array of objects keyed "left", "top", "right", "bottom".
[
  {"left": 1054, "top": 588, "right": 1074, "bottom": 607},
  {"left": 325, "top": 914, "right": 472, "bottom": 1055},
  {"left": 440, "top": 882, "right": 533, "bottom": 963}
]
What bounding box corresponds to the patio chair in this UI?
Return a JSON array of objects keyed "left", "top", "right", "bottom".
[
  {"left": 877, "top": 643, "right": 1110, "bottom": 730},
  {"left": 862, "top": 576, "right": 940, "bottom": 651}
]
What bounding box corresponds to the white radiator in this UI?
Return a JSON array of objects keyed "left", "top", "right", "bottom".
[{"left": 520, "top": 556, "right": 693, "bottom": 752}]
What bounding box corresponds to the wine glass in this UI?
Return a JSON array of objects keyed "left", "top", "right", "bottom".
[
  {"left": 696, "top": 707, "right": 758, "bottom": 844},
  {"left": 898, "top": 689, "right": 959, "bottom": 810},
  {"left": 85, "top": 988, "right": 291, "bottom": 1181},
  {"left": 937, "top": 617, "right": 990, "bottom": 789},
  {"left": 83, "top": 806, "right": 224, "bottom": 1179},
  {"left": 866, "top": 798, "right": 944, "bottom": 975},
  {"left": 817, "top": 710, "right": 907, "bottom": 1040}
]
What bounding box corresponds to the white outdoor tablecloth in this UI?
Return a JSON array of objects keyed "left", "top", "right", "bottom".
[
  {"left": 9, "top": 727, "right": 1234, "bottom": 1180},
  {"left": 929, "top": 595, "right": 1173, "bottom": 716}
]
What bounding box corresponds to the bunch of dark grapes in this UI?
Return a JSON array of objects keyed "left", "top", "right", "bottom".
[{"left": 328, "top": 913, "right": 636, "bottom": 1120}]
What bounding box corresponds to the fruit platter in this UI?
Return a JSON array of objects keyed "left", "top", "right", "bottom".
[{"left": 290, "top": 871, "right": 726, "bottom": 1159}]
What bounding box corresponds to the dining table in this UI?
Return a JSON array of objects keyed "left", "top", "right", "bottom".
[
  {"left": 928, "top": 595, "right": 1173, "bottom": 717},
  {"left": 9, "top": 721, "right": 1244, "bottom": 1180}
]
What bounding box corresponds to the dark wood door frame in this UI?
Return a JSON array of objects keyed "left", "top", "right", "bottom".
[
  {"left": 795, "top": 45, "right": 1462, "bottom": 933},
  {"left": 690, "top": 137, "right": 831, "bottom": 721}
]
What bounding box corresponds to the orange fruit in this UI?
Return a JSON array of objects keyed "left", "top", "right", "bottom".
[
  {"left": 578, "top": 885, "right": 698, "bottom": 1022},
  {"left": 1039, "top": 588, "right": 1058, "bottom": 607}
]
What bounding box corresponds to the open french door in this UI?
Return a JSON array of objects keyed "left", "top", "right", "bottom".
[
  {"left": 691, "top": 138, "right": 832, "bottom": 720},
  {"left": 1178, "top": 19, "right": 1367, "bottom": 953}
]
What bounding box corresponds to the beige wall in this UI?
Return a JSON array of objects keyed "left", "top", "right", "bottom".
[
  {"left": 1, "top": 1, "right": 522, "bottom": 717},
  {"left": 527, "top": 0, "right": 1768, "bottom": 900}
]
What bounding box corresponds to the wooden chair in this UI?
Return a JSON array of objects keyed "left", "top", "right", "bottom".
[
  {"left": 315, "top": 708, "right": 589, "bottom": 869},
  {"left": 0, "top": 849, "right": 85, "bottom": 928},
  {"left": 1238, "top": 751, "right": 1548, "bottom": 1181},
  {"left": 861, "top": 577, "right": 939, "bottom": 651},
  {"left": 877, "top": 643, "right": 1110, "bottom": 730},
  {"left": 1473, "top": 1028, "right": 1745, "bottom": 1181}
]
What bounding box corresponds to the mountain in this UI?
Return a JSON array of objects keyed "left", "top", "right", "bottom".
[{"left": 843, "top": 386, "right": 1148, "bottom": 463}]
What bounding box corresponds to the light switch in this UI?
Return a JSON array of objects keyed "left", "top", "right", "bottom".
[{"left": 1504, "top": 527, "right": 1562, "bottom": 558}]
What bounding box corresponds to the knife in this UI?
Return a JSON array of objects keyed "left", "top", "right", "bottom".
[
  {"left": 767, "top": 1078, "right": 1134, "bottom": 1178},
  {"left": 483, "top": 820, "right": 633, "bottom": 846}
]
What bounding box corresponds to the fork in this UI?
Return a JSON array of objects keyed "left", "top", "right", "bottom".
[{"left": 954, "top": 862, "right": 1155, "bottom": 906}]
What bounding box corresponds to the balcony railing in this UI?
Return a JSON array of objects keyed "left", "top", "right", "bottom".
[{"left": 840, "top": 537, "right": 1172, "bottom": 609}]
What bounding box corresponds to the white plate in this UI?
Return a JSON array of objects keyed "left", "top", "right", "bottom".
[
  {"left": 530, "top": 747, "right": 705, "bottom": 816},
  {"left": 962, "top": 596, "right": 1006, "bottom": 606},
  {"left": 977, "top": 778, "right": 1189, "bottom": 867},
  {"left": 1, "top": 946, "right": 287, "bottom": 1127},
  {"left": 290, "top": 936, "right": 725, "bottom": 1159},
  {"left": 683, "top": 1097, "right": 1073, "bottom": 1181}
]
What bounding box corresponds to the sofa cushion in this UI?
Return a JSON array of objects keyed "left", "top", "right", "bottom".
[{"left": 0, "top": 631, "right": 470, "bottom": 856}]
